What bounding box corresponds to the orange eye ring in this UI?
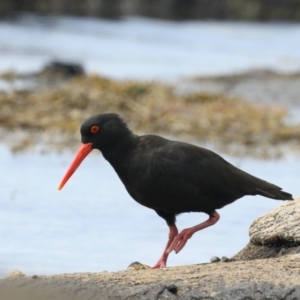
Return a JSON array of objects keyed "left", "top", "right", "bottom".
[{"left": 91, "top": 126, "right": 99, "bottom": 133}]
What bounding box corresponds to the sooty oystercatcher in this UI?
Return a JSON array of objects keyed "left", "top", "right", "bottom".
[{"left": 58, "top": 113, "right": 293, "bottom": 268}]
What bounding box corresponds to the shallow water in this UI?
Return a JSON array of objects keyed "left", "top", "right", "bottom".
[
  {"left": 0, "top": 15, "right": 300, "bottom": 81},
  {"left": 0, "top": 145, "right": 298, "bottom": 277}
]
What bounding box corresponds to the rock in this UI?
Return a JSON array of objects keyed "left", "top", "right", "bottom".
[
  {"left": 250, "top": 196, "right": 299, "bottom": 246},
  {"left": 234, "top": 196, "right": 300, "bottom": 261},
  {"left": 221, "top": 256, "right": 230, "bottom": 262},
  {"left": 210, "top": 256, "right": 220, "bottom": 263},
  {"left": 32, "top": 275, "right": 38, "bottom": 279},
  {"left": 166, "top": 283, "right": 178, "bottom": 294},
  {"left": 41, "top": 61, "right": 85, "bottom": 79},
  {"left": 127, "top": 261, "right": 151, "bottom": 270},
  {"left": 5, "top": 270, "right": 25, "bottom": 279},
  {"left": 188, "top": 69, "right": 300, "bottom": 110}
]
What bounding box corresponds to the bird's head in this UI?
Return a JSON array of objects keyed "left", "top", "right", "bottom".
[{"left": 58, "top": 113, "right": 131, "bottom": 190}]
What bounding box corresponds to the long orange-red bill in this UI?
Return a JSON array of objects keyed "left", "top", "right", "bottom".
[{"left": 58, "top": 143, "right": 93, "bottom": 190}]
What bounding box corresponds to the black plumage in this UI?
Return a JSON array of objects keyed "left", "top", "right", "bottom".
[{"left": 59, "top": 113, "right": 293, "bottom": 268}]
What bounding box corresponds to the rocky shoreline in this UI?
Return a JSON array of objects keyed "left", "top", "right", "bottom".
[
  {"left": 1, "top": 1, "right": 300, "bottom": 21},
  {"left": 182, "top": 69, "right": 300, "bottom": 109},
  {"left": 2, "top": 256, "right": 300, "bottom": 299},
  {"left": 1, "top": 65, "right": 300, "bottom": 158},
  {"left": 1, "top": 197, "right": 300, "bottom": 300}
]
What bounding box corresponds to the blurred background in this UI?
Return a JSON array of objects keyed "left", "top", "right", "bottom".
[
  {"left": 1, "top": 0, "right": 300, "bottom": 21},
  {"left": 0, "top": 0, "right": 300, "bottom": 277}
]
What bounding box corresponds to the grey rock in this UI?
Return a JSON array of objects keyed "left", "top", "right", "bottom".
[
  {"left": 210, "top": 256, "right": 221, "bottom": 263},
  {"left": 250, "top": 196, "right": 299, "bottom": 246},
  {"left": 221, "top": 256, "right": 230, "bottom": 262},
  {"left": 182, "top": 70, "right": 300, "bottom": 109},
  {"left": 233, "top": 196, "right": 300, "bottom": 261}
]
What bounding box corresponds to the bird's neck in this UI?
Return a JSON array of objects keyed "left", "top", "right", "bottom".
[{"left": 100, "top": 133, "right": 138, "bottom": 166}]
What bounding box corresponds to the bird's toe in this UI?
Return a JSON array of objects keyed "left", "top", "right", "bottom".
[
  {"left": 167, "top": 229, "right": 193, "bottom": 254},
  {"left": 152, "top": 260, "right": 167, "bottom": 269}
]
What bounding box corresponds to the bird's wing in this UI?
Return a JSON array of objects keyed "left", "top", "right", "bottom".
[
  {"left": 153, "top": 138, "right": 287, "bottom": 194},
  {"left": 125, "top": 136, "right": 292, "bottom": 213}
]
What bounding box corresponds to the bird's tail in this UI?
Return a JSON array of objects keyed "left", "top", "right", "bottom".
[{"left": 256, "top": 188, "right": 293, "bottom": 201}]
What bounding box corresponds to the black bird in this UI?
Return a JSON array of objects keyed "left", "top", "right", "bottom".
[{"left": 58, "top": 113, "right": 293, "bottom": 268}]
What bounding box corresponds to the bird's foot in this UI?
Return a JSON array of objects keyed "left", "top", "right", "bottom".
[
  {"left": 152, "top": 259, "right": 167, "bottom": 269},
  {"left": 152, "top": 262, "right": 166, "bottom": 269},
  {"left": 166, "top": 228, "right": 193, "bottom": 254},
  {"left": 166, "top": 212, "right": 220, "bottom": 254}
]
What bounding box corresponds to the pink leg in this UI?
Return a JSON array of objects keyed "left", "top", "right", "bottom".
[
  {"left": 167, "top": 211, "right": 220, "bottom": 254},
  {"left": 152, "top": 224, "right": 178, "bottom": 269}
]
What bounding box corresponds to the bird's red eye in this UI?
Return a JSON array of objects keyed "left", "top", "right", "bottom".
[{"left": 91, "top": 126, "right": 99, "bottom": 133}]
